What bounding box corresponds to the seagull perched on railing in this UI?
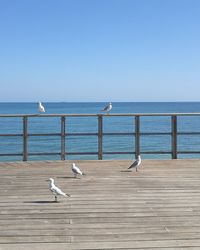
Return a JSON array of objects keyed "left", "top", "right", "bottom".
[
  {"left": 101, "top": 102, "right": 112, "bottom": 114},
  {"left": 38, "top": 102, "right": 45, "bottom": 113},
  {"left": 128, "top": 155, "right": 141, "bottom": 172},
  {"left": 72, "top": 163, "right": 85, "bottom": 178},
  {"left": 47, "top": 178, "right": 70, "bottom": 202}
]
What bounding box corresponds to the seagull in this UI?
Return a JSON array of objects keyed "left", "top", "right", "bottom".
[
  {"left": 128, "top": 155, "right": 141, "bottom": 172},
  {"left": 101, "top": 102, "right": 112, "bottom": 114},
  {"left": 38, "top": 102, "right": 45, "bottom": 113},
  {"left": 47, "top": 178, "right": 70, "bottom": 202},
  {"left": 72, "top": 163, "right": 84, "bottom": 178}
]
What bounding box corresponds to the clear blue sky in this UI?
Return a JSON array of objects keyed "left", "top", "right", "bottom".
[{"left": 0, "top": 0, "right": 200, "bottom": 102}]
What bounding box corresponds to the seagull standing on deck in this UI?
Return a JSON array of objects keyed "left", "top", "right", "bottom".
[
  {"left": 47, "top": 178, "right": 70, "bottom": 202},
  {"left": 72, "top": 163, "right": 84, "bottom": 178},
  {"left": 128, "top": 155, "right": 141, "bottom": 172},
  {"left": 101, "top": 102, "right": 112, "bottom": 114},
  {"left": 38, "top": 102, "right": 45, "bottom": 113}
]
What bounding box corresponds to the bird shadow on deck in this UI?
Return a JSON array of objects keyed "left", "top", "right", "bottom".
[
  {"left": 23, "top": 201, "right": 58, "bottom": 204},
  {"left": 120, "top": 170, "right": 132, "bottom": 172},
  {"left": 57, "top": 176, "right": 76, "bottom": 179}
]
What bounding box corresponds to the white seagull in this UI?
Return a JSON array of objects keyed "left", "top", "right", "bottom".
[
  {"left": 47, "top": 178, "right": 70, "bottom": 202},
  {"left": 128, "top": 155, "right": 141, "bottom": 172},
  {"left": 38, "top": 102, "right": 45, "bottom": 113},
  {"left": 72, "top": 163, "right": 84, "bottom": 178},
  {"left": 101, "top": 102, "right": 112, "bottom": 114}
]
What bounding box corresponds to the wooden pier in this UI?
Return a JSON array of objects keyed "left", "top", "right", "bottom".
[{"left": 0, "top": 159, "right": 200, "bottom": 249}]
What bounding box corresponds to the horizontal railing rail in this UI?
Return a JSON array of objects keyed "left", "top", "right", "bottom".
[{"left": 0, "top": 113, "right": 200, "bottom": 161}]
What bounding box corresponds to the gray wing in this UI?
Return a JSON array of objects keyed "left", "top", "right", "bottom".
[
  {"left": 72, "top": 165, "right": 82, "bottom": 175},
  {"left": 51, "top": 186, "right": 66, "bottom": 196},
  {"left": 102, "top": 104, "right": 109, "bottom": 111},
  {"left": 128, "top": 160, "right": 138, "bottom": 169}
]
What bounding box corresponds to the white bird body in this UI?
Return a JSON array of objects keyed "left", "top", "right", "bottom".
[
  {"left": 128, "top": 155, "right": 141, "bottom": 172},
  {"left": 38, "top": 102, "right": 45, "bottom": 113},
  {"left": 72, "top": 163, "right": 83, "bottom": 177},
  {"left": 101, "top": 102, "right": 112, "bottom": 113},
  {"left": 48, "top": 178, "right": 69, "bottom": 202}
]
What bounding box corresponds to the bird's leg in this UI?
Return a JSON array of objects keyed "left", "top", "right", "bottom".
[
  {"left": 55, "top": 196, "right": 57, "bottom": 202},
  {"left": 74, "top": 173, "right": 77, "bottom": 178},
  {"left": 136, "top": 167, "right": 138, "bottom": 172}
]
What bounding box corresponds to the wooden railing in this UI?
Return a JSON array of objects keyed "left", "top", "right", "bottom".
[{"left": 0, "top": 113, "right": 200, "bottom": 161}]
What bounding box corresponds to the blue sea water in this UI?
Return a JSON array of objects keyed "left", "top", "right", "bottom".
[{"left": 0, "top": 102, "right": 200, "bottom": 161}]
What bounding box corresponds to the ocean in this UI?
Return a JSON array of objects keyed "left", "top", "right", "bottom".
[{"left": 0, "top": 102, "right": 200, "bottom": 161}]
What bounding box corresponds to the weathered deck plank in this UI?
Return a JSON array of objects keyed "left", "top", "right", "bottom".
[{"left": 0, "top": 159, "right": 200, "bottom": 249}]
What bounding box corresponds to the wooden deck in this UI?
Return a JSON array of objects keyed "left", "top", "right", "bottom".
[{"left": 0, "top": 159, "right": 200, "bottom": 250}]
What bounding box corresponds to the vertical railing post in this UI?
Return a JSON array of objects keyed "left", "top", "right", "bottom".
[
  {"left": 61, "top": 116, "right": 66, "bottom": 160},
  {"left": 23, "top": 116, "right": 28, "bottom": 161},
  {"left": 171, "top": 115, "right": 177, "bottom": 159},
  {"left": 135, "top": 115, "right": 140, "bottom": 158},
  {"left": 98, "top": 115, "right": 103, "bottom": 160}
]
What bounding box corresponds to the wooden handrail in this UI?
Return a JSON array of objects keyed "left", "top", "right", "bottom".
[{"left": 0, "top": 112, "right": 200, "bottom": 117}]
